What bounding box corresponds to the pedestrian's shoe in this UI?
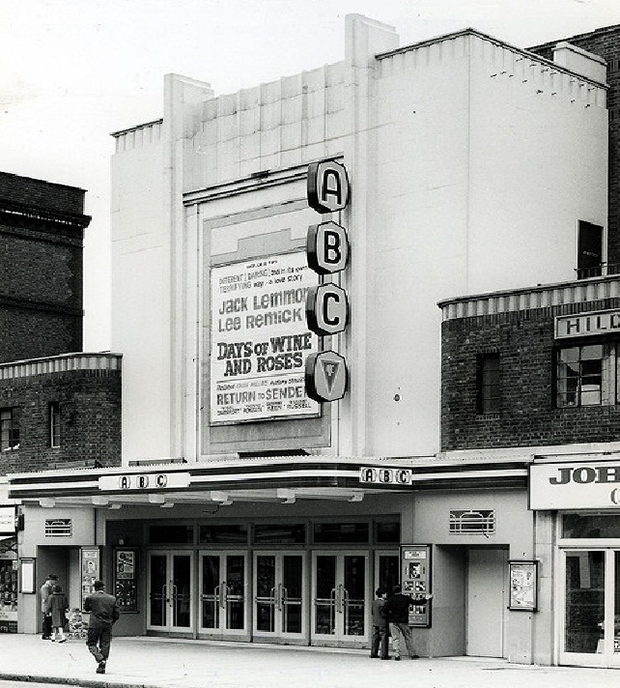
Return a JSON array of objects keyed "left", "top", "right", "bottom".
[
  {"left": 58, "top": 637, "right": 66, "bottom": 643},
  {"left": 411, "top": 654, "right": 420, "bottom": 659},
  {"left": 394, "top": 656, "right": 401, "bottom": 661},
  {"left": 41, "top": 636, "right": 51, "bottom": 640},
  {"left": 96, "top": 661, "right": 106, "bottom": 674},
  {"left": 370, "top": 655, "right": 378, "bottom": 659}
]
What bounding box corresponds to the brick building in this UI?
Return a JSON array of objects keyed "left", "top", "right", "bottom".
[
  {"left": 0, "top": 172, "right": 121, "bottom": 634},
  {"left": 0, "top": 172, "right": 90, "bottom": 363},
  {"left": 0, "top": 353, "right": 122, "bottom": 474},
  {"left": 440, "top": 283, "right": 620, "bottom": 451}
]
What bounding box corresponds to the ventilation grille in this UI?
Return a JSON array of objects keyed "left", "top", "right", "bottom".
[
  {"left": 44, "top": 519, "right": 72, "bottom": 537},
  {"left": 449, "top": 510, "right": 495, "bottom": 535}
]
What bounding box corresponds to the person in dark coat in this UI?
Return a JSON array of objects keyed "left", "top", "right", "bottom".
[
  {"left": 84, "top": 580, "right": 120, "bottom": 674},
  {"left": 40, "top": 573, "right": 58, "bottom": 640},
  {"left": 370, "top": 587, "right": 389, "bottom": 659},
  {"left": 48, "top": 584, "right": 68, "bottom": 643},
  {"left": 383, "top": 584, "right": 433, "bottom": 660}
]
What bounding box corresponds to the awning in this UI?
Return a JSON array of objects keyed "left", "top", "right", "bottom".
[{"left": 7, "top": 454, "right": 529, "bottom": 510}]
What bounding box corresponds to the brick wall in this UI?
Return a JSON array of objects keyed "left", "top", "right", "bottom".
[
  {"left": 0, "top": 368, "right": 121, "bottom": 473},
  {"left": 530, "top": 26, "right": 620, "bottom": 266},
  {"left": 0, "top": 171, "right": 85, "bottom": 215},
  {"left": 0, "top": 173, "right": 88, "bottom": 363},
  {"left": 441, "top": 297, "right": 620, "bottom": 451}
]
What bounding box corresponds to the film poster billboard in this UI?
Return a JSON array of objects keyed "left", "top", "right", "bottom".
[{"left": 210, "top": 251, "right": 320, "bottom": 424}]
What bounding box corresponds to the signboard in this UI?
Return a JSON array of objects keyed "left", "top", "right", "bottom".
[
  {"left": 306, "top": 221, "right": 349, "bottom": 274},
  {"left": 509, "top": 560, "right": 538, "bottom": 612},
  {"left": 0, "top": 507, "right": 15, "bottom": 535},
  {"left": 305, "top": 351, "right": 347, "bottom": 402},
  {"left": 210, "top": 252, "right": 320, "bottom": 423},
  {"left": 555, "top": 308, "right": 620, "bottom": 339},
  {"left": 306, "top": 284, "right": 349, "bottom": 336},
  {"left": 529, "top": 461, "right": 620, "bottom": 510},
  {"left": 307, "top": 160, "right": 350, "bottom": 213},
  {"left": 98, "top": 472, "right": 190, "bottom": 492},
  {"left": 400, "top": 545, "right": 432, "bottom": 628},
  {"left": 80, "top": 547, "right": 100, "bottom": 609},
  {"left": 359, "top": 467, "right": 413, "bottom": 485}
]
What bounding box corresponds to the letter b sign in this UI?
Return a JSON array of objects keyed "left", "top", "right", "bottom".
[{"left": 307, "top": 222, "right": 349, "bottom": 275}]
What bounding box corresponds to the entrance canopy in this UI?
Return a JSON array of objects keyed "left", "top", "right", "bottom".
[{"left": 6, "top": 455, "right": 529, "bottom": 510}]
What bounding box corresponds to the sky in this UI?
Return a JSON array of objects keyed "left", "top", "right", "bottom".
[{"left": 0, "top": 0, "right": 619, "bottom": 351}]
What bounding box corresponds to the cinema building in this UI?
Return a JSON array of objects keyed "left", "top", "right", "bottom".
[{"left": 6, "top": 14, "right": 617, "bottom": 666}]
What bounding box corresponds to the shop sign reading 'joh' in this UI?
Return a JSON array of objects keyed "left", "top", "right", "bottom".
[{"left": 305, "top": 160, "right": 350, "bottom": 402}]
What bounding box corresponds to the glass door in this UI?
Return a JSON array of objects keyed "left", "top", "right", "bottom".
[
  {"left": 147, "top": 551, "right": 193, "bottom": 633},
  {"left": 311, "top": 551, "right": 368, "bottom": 645},
  {"left": 560, "top": 548, "right": 620, "bottom": 668},
  {"left": 199, "top": 551, "right": 248, "bottom": 638},
  {"left": 254, "top": 552, "right": 306, "bottom": 641}
]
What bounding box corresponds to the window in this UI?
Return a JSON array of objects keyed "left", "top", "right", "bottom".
[
  {"left": 477, "top": 353, "right": 500, "bottom": 414},
  {"left": 49, "top": 402, "right": 60, "bottom": 448},
  {"left": 556, "top": 344, "right": 613, "bottom": 407},
  {"left": 148, "top": 525, "right": 194, "bottom": 544},
  {"left": 577, "top": 221, "right": 603, "bottom": 279},
  {"left": 199, "top": 524, "right": 248, "bottom": 544},
  {"left": 312, "top": 522, "right": 369, "bottom": 544},
  {"left": 0, "top": 408, "right": 19, "bottom": 451}
]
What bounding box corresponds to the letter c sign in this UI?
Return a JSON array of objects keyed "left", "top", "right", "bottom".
[{"left": 306, "top": 284, "right": 350, "bottom": 336}]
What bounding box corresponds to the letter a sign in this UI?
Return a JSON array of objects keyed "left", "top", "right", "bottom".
[
  {"left": 307, "top": 160, "right": 350, "bottom": 214},
  {"left": 305, "top": 351, "right": 347, "bottom": 402}
]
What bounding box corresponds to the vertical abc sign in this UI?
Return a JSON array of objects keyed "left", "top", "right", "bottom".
[{"left": 305, "top": 159, "right": 351, "bottom": 403}]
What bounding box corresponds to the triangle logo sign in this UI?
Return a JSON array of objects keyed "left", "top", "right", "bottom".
[{"left": 321, "top": 359, "right": 340, "bottom": 393}]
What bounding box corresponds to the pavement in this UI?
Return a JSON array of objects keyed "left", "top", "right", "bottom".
[{"left": 1, "top": 635, "right": 620, "bottom": 688}]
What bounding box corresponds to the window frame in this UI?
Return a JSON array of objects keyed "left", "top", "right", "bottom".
[
  {"left": 476, "top": 352, "right": 500, "bottom": 415},
  {"left": 49, "top": 401, "right": 61, "bottom": 448},
  {"left": 0, "top": 407, "right": 20, "bottom": 451},
  {"left": 555, "top": 341, "right": 617, "bottom": 408}
]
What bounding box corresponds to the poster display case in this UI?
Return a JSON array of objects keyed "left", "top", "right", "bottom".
[
  {"left": 509, "top": 560, "right": 538, "bottom": 612},
  {"left": 80, "top": 547, "right": 100, "bottom": 609},
  {"left": 0, "top": 555, "right": 18, "bottom": 633},
  {"left": 400, "top": 544, "right": 432, "bottom": 627},
  {"left": 114, "top": 549, "right": 138, "bottom": 612}
]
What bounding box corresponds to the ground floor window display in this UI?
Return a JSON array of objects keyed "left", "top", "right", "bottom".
[
  {"left": 0, "top": 548, "right": 18, "bottom": 633},
  {"left": 559, "top": 513, "right": 620, "bottom": 668}
]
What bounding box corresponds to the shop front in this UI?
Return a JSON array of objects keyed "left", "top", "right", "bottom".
[
  {"left": 0, "top": 505, "right": 18, "bottom": 634},
  {"left": 531, "top": 457, "right": 620, "bottom": 668}
]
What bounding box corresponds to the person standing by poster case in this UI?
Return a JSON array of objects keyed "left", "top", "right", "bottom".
[{"left": 383, "top": 584, "right": 433, "bottom": 661}]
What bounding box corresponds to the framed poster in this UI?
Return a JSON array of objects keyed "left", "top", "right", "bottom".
[
  {"left": 80, "top": 547, "right": 100, "bottom": 609},
  {"left": 19, "top": 558, "right": 35, "bottom": 594},
  {"left": 509, "top": 560, "right": 538, "bottom": 612},
  {"left": 400, "top": 544, "right": 432, "bottom": 627},
  {"left": 114, "top": 549, "right": 138, "bottom": 612},
  {"left": 209, "top": 252, "right": 320, "bottom": 424}
]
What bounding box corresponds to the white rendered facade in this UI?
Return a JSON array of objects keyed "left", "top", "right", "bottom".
[{"left": 111, "top": 14, "right": 607, "bottom": 463}]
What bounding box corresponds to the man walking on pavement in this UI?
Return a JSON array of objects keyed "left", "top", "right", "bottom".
[
  {"left": 84, "top": 579, "right": 119, "bottom": 674},
  {"left": 40, "top": 573, "right": 58, "bottom": 640},
  {"left": 383, "top": 584, "right": 433, "bottom": 660}
]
